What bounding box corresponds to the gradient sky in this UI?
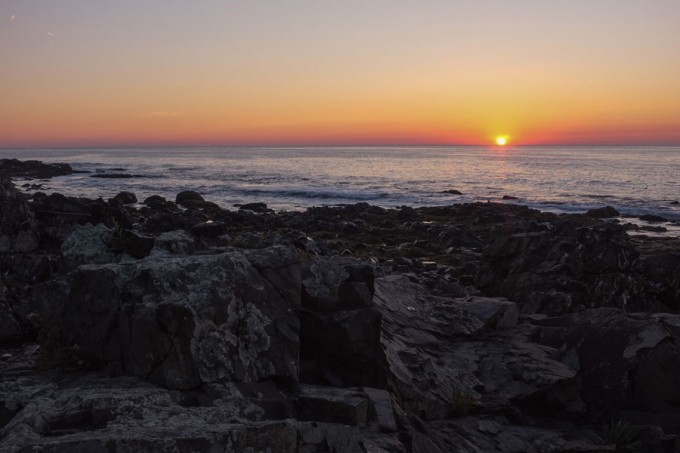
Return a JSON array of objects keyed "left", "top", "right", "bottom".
[{"left": 2, "top": 0, "right": 679, "bottom": 147}]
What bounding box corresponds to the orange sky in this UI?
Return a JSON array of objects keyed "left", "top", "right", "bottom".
[{"left": 1, "top": 1, "right": 679, "bottom": 147}]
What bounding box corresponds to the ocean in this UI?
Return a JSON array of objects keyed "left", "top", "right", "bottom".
[{"left": 1, "top": 146, "right": 679, "bottom": 230}]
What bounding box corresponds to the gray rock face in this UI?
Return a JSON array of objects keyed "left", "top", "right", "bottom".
[
  {"left": 374, "top": 275, "right": 579, "bottom": 420},
  {"left": 60, "top": 224, "right": 117, "bottom": 270},
  {"left": 0, "top": 372, "right": 298, "bottom": 453},
  {"left": 149, "top": 229, "right": 196, "bottom": 256},
  {"left": 476, "top": 225, "right": 643, "bottom": 314},
  {"left": 30, "top": 245, "right": 302, "bottom": 389}
]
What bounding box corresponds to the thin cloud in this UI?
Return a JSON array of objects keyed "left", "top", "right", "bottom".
[
  {"left": 10, "top": 14, "right": 15, "bottom": 22},
  {"left": 47, "top": 32, "right": 56, "bottom": 38},
  {"left": 145, "top": 111, "right": 187, "bottom": 118}
]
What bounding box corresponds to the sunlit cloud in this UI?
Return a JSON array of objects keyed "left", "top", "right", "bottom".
[{"left": 145, "top": 111, "right": 187, "bottom": 118}]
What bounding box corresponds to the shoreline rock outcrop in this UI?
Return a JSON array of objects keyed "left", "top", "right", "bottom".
[{"left": 1, "top": 163, "right": 680, "bottom": 452}]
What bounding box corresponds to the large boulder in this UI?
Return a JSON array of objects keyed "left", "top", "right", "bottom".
[
  {"left": 30, "top": 245, "right": 302, "bottom": 389},
  {"left": 476, "top": 224, "right": 644, "bottom": 314}
]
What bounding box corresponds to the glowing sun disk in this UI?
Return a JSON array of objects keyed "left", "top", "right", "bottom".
[{"left": 496, "top": 136, "right": 507, "bottom": 146}]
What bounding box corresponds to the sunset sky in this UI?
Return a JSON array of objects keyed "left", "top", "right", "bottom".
[{"left": 1, "top": 1, "right": 679, "bottom": 147}]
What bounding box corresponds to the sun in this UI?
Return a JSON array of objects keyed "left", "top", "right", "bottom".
[{"left": 496, "top": 136, "right": 507, "bottom": 146}]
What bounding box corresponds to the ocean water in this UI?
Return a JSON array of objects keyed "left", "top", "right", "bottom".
[{"left": 1, "top": 146, "right": 679, "bottom": 226}]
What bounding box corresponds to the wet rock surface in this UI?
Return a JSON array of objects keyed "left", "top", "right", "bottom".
[{"left": 1, "top": 162, "right": 680, "bottom": 452}]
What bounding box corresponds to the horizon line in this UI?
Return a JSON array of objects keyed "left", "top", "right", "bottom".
[{"left": 2, "top": 142, "right": 680, "bottom": 150}]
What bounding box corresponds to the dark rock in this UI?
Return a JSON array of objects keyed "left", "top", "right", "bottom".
[
  {"left": 150, "top": 230, "right": 195, "bottom": 256},
  {"left": 502, "top": 195, "right": 519, "bottom": 200},
  {"left": 300, "top": 307, "right": 386, "bottom": 388},
  {"left": 397, "top": 206, "right": 418, "bottom": 220},
  {"left": 297, "top": 421, "right": 405, "bottom": 452},
  {"left": 533, "top": 308, "right": 680, "bottom": 427},
  {"left": 641, "top": 253, "right": 680, "bottom": 309},
  {"left": 586, "top": 206, "right": 620, "bottom": 218},
  {"left": 108, "top": 229, "right": 155, "bottom": 259},
  {"left": 670, "top": 200, "right": 679, "bottom": 205},
  {"left": 476, "top": 224, "right": 644, "bottom": 314},
  {"left": 0, "top": 373, "right": 299, "bottom": 452},
  {"left": 239, "top": 202, "right": 271, "bottom": 213},
  {"left": 30, "top": 246, "right": 301, "bottom": 389},
  {"left": 640, "top": 214, "right": 667, "bottom": 222},
  {"left": 33, "top": 193, "right": 95, "bottom": 225},
  {"left": 190, "top": 221, "right": 227, "bottom": 238},
  {"left": 143, "top": 195, "right": 166, "bottom": 205},
  {"left": 112, "top": 191, "right": 137, "bottom": 205},
  {"left": 374, "top": 275, "right": 576, "bottom": 420},
  {"left": 175, "top": 190, "right": 205, "bottom": 206},
  {"left": 441, "top": 189, "right": 463, "bottom": 195},
  {"left": 0, "top": 311, "right": 25, "bottom": 344},
  {"left": 301, "top": 258, "right": 375, "bottom": 312},
  {"left": 298, "top": 384, "right": 398, "bottom": 433},
  {"left": 410, "top": 416, "right": 610, "bottom": 453},
  {"left": 0, "top": 159, "right": 72, "bottom": 179},
  {"left": 0, "top": 177, "right": 34, "bottom": 236}
]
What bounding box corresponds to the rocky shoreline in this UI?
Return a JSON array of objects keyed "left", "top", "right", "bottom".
[{"left": 1, "top": 159, "right": 680, "bottom": 452}]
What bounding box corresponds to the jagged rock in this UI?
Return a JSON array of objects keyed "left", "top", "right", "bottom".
[
  {"left": 301, "top": 257, "right": 375, "bottom": 312},
  {"left": 29, "top": 246, "right": 301, "bottom": 390},
  {"left": 149, "top": 230, "right": 196, "bottom": 256},
  {"left": 532, "top": 308, "right": 680, "bottom": 428},
  {"left": 60, "top": 224, "right": 117, "bottom": 270},
  {"left": 0, "top": 373, "right": 298, "bottom": 453},
  {"left": 476, "top": 225, "right": 643, "bottom": 314},
  {"left": 375, "top": 275, "right": 579, "bottom": 420}
]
